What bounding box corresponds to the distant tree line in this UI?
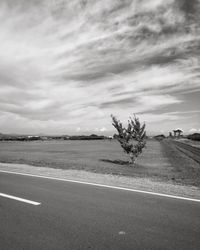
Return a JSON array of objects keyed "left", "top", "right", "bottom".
[
  {"left": 0, "top": 134, "right": 107, "bottom": 141},
  {"left": 187, "top": 133, "right": 200, "bottom": 141},
  {"left": 67, "top": 134, "right": 105, "bottom": 140}
]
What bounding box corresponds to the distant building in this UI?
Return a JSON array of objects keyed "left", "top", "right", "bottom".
[{"left": 108, "top": 136, "right": 113, "bottom": 140}]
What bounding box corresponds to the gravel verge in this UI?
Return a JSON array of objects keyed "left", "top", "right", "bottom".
[{"left": 1, "top": 162, "right": 200, "bottom": 200}]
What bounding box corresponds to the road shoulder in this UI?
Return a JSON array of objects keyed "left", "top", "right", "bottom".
[{"left": 1, "top": 162, "right": 200, "bottom": 200}]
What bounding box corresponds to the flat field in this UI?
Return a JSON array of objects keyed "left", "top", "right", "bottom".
[{"left": 0, "top": 139, "right": 199, "bottom": 186}]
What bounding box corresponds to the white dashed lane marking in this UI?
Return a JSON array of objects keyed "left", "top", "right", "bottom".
[{"left": 0, "top": 192, "right": 41, "bottom": 206}]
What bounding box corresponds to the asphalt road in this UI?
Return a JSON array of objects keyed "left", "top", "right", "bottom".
[{"left": 0, "top": 172, "right": 200, "bottom": 250}]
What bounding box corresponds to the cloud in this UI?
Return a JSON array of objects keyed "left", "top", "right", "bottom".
[
  {"left": 100, "top": 127, "right": 107, "bottom": 132},
  {"left": 0, "top": 0, "right": 200, "bottom": 134},
  {"left": 189, "top": 128, "right": 200, "bottom": 133}
]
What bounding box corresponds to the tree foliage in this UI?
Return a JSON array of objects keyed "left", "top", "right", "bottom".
[{"left": 111, "top": 114, "right": 146, "bottom": 165}]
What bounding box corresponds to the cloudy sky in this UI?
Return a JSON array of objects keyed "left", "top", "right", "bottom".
[{"left": 0, "top": 0, "right": 200, "bottom": 135}]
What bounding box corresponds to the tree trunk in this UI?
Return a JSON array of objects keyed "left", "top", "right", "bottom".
[{"left": 129, "top": 152, "right": 136, "bottom": 165}]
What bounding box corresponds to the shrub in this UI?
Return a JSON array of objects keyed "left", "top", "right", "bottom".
[{"left": 111, "top": 114, "right": 146, "bottom": 165}]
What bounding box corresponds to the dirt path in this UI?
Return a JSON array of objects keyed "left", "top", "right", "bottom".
[{"left": 161, "top": 140, "right": 200, "bottom": 187}]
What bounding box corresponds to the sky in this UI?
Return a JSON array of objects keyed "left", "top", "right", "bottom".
[{"left": 0, "top": 0, "right": 200, "bottom": 135}]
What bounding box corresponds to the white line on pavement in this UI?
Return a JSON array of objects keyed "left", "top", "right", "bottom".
[
  {"left": 0, "top": 192, "right": 41, "bottom": 205},
  {"left": 0, "top": 169, "right": 200, "bottom": 203}
]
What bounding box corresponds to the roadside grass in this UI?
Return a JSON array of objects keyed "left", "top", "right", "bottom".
[{"left": 0, "top": 139, "right": 199, "bottom": 187}]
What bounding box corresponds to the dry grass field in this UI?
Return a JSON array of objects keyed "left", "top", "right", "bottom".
[{"left": 0, "top": 139, "right": 199, "bottom": 186}]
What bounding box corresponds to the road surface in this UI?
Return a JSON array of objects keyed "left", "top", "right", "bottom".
[{"left": 0, "top": 171, "right": 200, "bottom": 250}]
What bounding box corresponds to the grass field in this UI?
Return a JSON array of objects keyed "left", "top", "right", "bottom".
[{"left": 0, "top": 139, "right": 199, "bottom": 186}]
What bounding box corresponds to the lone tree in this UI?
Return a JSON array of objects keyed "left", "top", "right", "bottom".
[{"left": 111, "top": 114, "right": 146, "bottom": 165}]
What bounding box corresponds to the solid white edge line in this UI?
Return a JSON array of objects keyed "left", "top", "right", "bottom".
[
  {"left": 0, "top": 192, "right": 41, "bottom": 205},
  {"left": 0, "top": 169, "right": 200, "bottom": 203}
]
